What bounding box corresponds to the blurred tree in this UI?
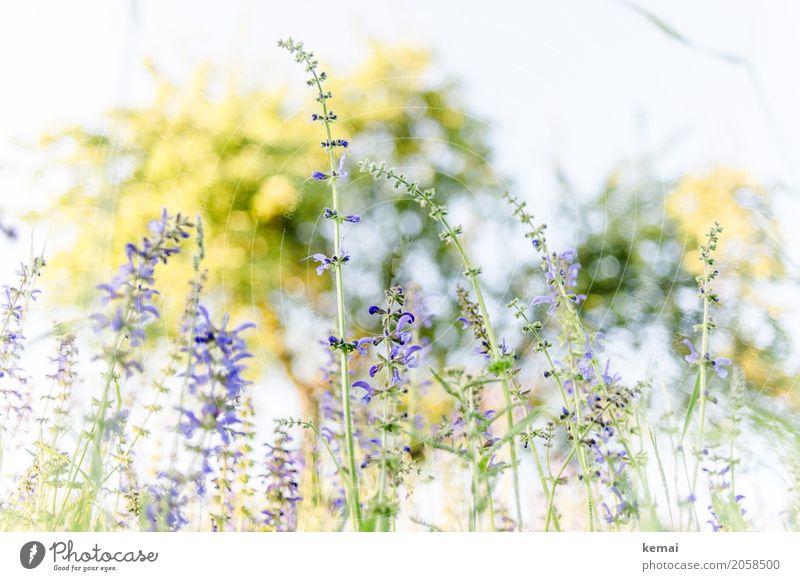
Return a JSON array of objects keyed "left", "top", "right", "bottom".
[
  {"left": 37, "top": 44, "right": 505, "bottom": 413},
  {"left": 573, "top": 161, "right": 794, "bottom": 399}
]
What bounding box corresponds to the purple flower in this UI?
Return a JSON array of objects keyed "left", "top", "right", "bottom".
[
  {"left": 560, "top": 248, "right": 577, "bottom": 263},
  {"left": 352, "top": 286, "right": 420, "bottom": 495},
  {"left": 322, "top": 207, "right": 360, "bottom": 223},
  {"left": 352, "top": 380, "right": 374, "bottom": 404},
  {"left": 335, "top": 153, "right": 348, "bottom": 179},
  {"left": 531, "top": 293, "right": 557, "bottom": 315},
  {"left": 396, "top": 312, "right": 415, "bottom": 331},
  {"left": 312, "top": 171, "right": 328, "bottom": 181},
  {"left": 543, "top": 254, "right": 558, "bottom": 280},
  {"left": 261, "top": 425, "right": 302, "bottom": 532},
  {"left": 321, "top": 139, "right": 349, "bottom": 149},
  {"left": 92, "top": 209, "right": 193, "bottom": 375},
  {"left": 566, "top": 263, "right": 581, "bottom": 287},
  {"left": 683, "top": 339, "right": 729, "bottom": 378},
  {"left": 355, "top": 338, "right": 372, "bottom": 356},
  {"left": 403, "top": 345, "right": 422, "bottom": 368},
  {"left": 307, "top": 252, "right": 349, "bottom": 276},
  {"left": 682, "top": 339, "right": 699, "bottom": 364},
  {"left": 364, "top": 290, "right": 423, "bottom": 385},
  {"left": 605, "top": 361, "right": 621, "bottom": 386},
  {"left": 712, "top": 357, "right": 731, "bottom": 379},
  {"left": 145, "top": 474, "right": 189, "bottom": 531},
  {"left": 178, "top": 304, "right": 254, "bottom": 492},
  {"left": 0, "top": 256, "right": 44, "bottom": 424},
  {"left": 309, "top": 253, "right": 332, "bottom": 276}
]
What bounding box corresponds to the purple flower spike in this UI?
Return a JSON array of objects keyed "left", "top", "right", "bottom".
[{"left": 92, "top": 209, "right": 192, "bottom": 375}]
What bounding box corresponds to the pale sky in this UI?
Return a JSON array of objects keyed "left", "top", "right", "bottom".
[{"left": 3, "top": 0, "right": 800, "bottom": 204}]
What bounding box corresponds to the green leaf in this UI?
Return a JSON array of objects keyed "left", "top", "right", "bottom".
[
  {"left": 623, "top": 2, "right": 687, "bottom": 44},
  {"left": 483, "top": 407, "right": 543, "bottom": 459},
  {"left": 624, "top": 2, "right": 744, "bottom": 64},
  {"left": 430, "top": 369, "right": 459, "bottom": 400},
  {"left": 710, "top": 494, "right": 748, "bottom": 532},
  {"left": 681, "top": 370, "right": 702, "bottom": 441},
  {"left": 401, "top": 428, "right": 464, "bottom": 457}
]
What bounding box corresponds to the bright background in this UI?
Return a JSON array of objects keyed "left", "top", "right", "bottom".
[
  {"left": 2, "top": 0, "right": 800, "bottom": 530},
  {"left": 4, "top": 0, "right": 800, "bottom": 392},
  {"left": 3, "top": 0, "right": 800, "bottom": 221}
]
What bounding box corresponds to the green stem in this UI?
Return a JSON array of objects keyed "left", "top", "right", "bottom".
[
  {"left": 282, "top": 41, "right": 362, "bottom": 530},
  {"left": 376, "top": 336, "right": 395, "bottom": 531},
  {"left": 311, "top": 67, "right": 361, "bottom": 530},
  {"left": 360, "top": 166, "right": 523, "bottom": 527},
  {"left": 691, "top": 260, "right": 711, "bottom": 503},
  {"left": 553, "top": 275, "right": 646, "bottom": 506},
  {"left": 545, "top": 441, "right": 578, "bottom": 531},
  {"left": 467, "top": 385, "right": 482, "bottom": 531},
  {"left": 523, "top": 321, "right": 595, "bottom": 529},
  {"left": 531, "top": 441, "right": 560, "bottom": 531},
  {"left": 294, "top": 419, "right": 350, "bottom": 531},
  {"left": 376, "top": 395, "right": 390, "bottom": 530},
  {"left": 447, "top": 222, "right": 523, "bottom": 529},
  {"left": 506, "top": 194, "right": 646, "bottom": 516}
]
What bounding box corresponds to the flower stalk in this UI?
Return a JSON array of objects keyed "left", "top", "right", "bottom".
[
  {"left": 359, "top": 161, "right": 524, "bottom": 529},
  {"left": 687, "top": 223, "right": 726, "bottom": 500},
  {"left": 279, "top": 38, "right": 362, "bottom": 529}
]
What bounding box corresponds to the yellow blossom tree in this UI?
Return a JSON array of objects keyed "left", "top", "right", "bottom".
[{"left": 37, "top": 45, "right": 504, "bottom": 413}]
